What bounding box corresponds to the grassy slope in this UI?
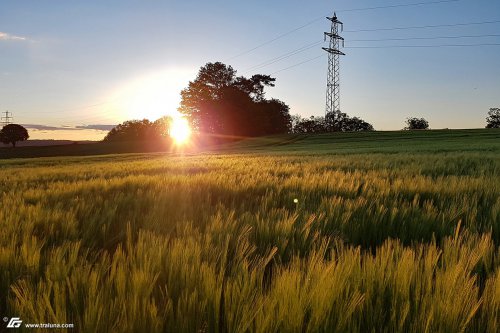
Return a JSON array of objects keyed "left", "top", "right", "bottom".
[
  {"left": 0, "top": 129, "right": 499, "bottom": 332},
  {"left": 1, "top": 129, "right": 499, "bottom": 160},
  {"left": 220, "top": 129, "right": 500, "bottom": 154}
]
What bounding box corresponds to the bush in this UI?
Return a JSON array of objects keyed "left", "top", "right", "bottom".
[
  {"left": 404, "top": 117, "right": 429, "bottom": 130},
  {"left": 486, "top": 108, "right": 500, "bottom": 128}
]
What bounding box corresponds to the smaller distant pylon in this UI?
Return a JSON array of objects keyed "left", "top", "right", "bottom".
[{"left": 1, "top": 111, "right": 13, "bottom": 126}]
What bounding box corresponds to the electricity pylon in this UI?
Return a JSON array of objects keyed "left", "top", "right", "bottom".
[
  {"left": 1, "top": 111, "right": 13, "bottom": 126},
  {"left": 322, "top": 12, "right": 345, "bottom": 117}
]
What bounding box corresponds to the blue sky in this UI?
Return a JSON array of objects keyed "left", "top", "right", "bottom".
[{"left": 1, "top": 0, "right": 499, "bottom": 140}]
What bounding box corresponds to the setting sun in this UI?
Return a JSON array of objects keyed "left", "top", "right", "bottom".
[
  {"left": 109, "top": 68, "right": 195, "bottom": 122},
  {"left": 170, "top": 116, "right": 191, "bottom": 144}
]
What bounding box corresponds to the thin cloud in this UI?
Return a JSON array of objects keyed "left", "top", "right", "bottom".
[
  {"left": 22, "top": 124, "right": 68, "bottom": 131},
  {"left": 22, "top": 124, "right": 115, "bottom": 131},
  {"left": 0, "top": 32, "right": 27, "bottom": 41},
  {"left": 75, "top": 125, "right": 116, "bottom": 131}
]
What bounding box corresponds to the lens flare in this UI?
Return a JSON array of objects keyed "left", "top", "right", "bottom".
[{"left": 170, "top": 117, "right": 191, "bottom": 144}]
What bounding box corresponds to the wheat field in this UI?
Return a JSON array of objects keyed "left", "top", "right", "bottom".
[{"left": 1, "top": 132, "right": 499, "bottom": 332}]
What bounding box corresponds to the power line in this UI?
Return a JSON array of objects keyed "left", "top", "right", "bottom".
[
  {"left": 271, "top": 54, "right": 325, "bottom": 75},
  {"left": 339, "top": 0, "right": 461, "bottom": 13},
  {"left": 227, "top": 17, "right": 323, "bottom": 61},
  {"left": 271, "top": 42, "right": 500, "bottom": 75},
  {"left": 227, "top": 0, "right": 464, "bottom": 60},
  {"left": 345, "top": 19, "right": 500, "bottom": 33},
  {"left": 349, "top": 34, "right": 500, "bottom": 42},
  {"left": 247, "top": 33, "right": 500, "bottom": 73},
  {"left": 346, "top": 43, "right": 500, "bottom": 48},
  {"left": 241, "top": 18, "right": 500, "bottom": 73},
  {"left": 245, "top": 41, "right": 323, "bottom": 72}
]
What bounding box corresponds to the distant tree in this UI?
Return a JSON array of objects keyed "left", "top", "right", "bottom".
[
  {"left": 153, "top": 116, "right": 173, "bottom": 137},
  {"left": 341, "top": 116, "right": 374, "bottom": 132},
  {"left": 103, "top": 119, "right": 172, "bottom": 141},
  {"left": 0, "top": 124, "right": 29, "bottom": 147},
  {"left": 404, "top": 117, "right": 429, "bottom": 130},
  {"left": 291, "top": 114, "right": 303, "bottom": 132},
  {"left": 486, "top": 108, "right": 500, "bottom": 128},
  {"left": 293, "top": 116, "right": 326, "bottom": 134},
  {"left": 179, "top": 61, "right": 291, "bottom": 137},
  {"left": 291, "top": 112, "right": 374, "bottom": 133}
]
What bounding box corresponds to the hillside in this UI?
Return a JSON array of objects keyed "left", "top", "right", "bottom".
[
  {"left": 1, "top": 129, "right": 499, "bottom": 160},
  {"left": 220, "top": 128, "right": 500, "bottom": 154}
]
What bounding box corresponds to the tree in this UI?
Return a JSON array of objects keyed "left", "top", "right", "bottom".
[
  {"left": 292, "top": 116, "right": 326, "bottom": 134},
  {"left": 404, "top": 117, "right": 429, "bottom": 130},
  {"left": 291, "top": 112, "right": 374, "bottom": 134},
  {"left": 322, "top": 111, "right": 374, "bottom": 132},
  {"left": 486, "top": 108, "right": 500, "bottom": 128},
  {"left": 153, "top": 116, "right": 173, "bottom": 137},
  {"left": 341, "top": 116, "right": 374, "bottom": 132},
  {"left": 257, "top": 99, "right": 292, "bottom": 135},
  {"left": 103, "top": 118, "right": 172, "bottom": 141},
  {"left": 0, "top": 124, "right": 29, "bottom": 147},
  {"left": 179, "top": 62, "right": 290, "bottom": 137}
]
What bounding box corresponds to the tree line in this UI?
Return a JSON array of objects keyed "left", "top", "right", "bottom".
[
  {"left": 104, "top": 62, "right": 374, "bottom": 141},
  {"left": 1, "top": 62, "right": 500, "bottom": 146},
  {"left": 103, "top": 117, "right": 171, "bottom": 142}
]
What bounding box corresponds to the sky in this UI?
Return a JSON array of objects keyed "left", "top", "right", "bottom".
[{"left": 1, "top": 0, "right": 499, "bottom": 140}]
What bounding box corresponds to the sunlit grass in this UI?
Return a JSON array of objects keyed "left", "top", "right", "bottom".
[{"left": 0, "top": 148, "right": 499, "bottom": 332}]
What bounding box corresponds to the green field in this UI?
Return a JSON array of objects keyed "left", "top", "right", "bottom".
[{"left": 1, "top": 129, "right": 499, "bottom": 332}]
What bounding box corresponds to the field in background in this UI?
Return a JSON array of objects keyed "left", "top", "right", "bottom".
[
  {"left": 1, "top": 129, "right": 499, "bottom": 159},
  {"left": 0, "top": 129, "right": 499, "bottom": 332}
]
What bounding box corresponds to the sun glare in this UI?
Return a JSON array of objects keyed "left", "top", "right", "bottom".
[
  {"left": 110, "top": 68, "right": 195, "bottom": 122},
  {"left": 170, "top": 117, "right": 191, "bottom": 144},
  {"left": 106, "top": 68, "right": 196, "bottom": 145}
]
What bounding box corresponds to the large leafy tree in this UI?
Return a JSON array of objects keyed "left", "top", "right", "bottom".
[
  {"left": 0, "top": 124, "right": 29, "bottom": 147},
  {"left": 179, "top": 62, "right": 290, "bottom": 136},
  {"left": 486, "top": 107, "right": 500, "bottom": 128}
]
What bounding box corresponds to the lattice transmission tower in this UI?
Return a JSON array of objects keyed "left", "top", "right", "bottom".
[
  {"left": 1, "top": 111, "right": 13, "bottom": 127},
  {"left": 322, "top": 12, "right": 345, "bottom": 117}
]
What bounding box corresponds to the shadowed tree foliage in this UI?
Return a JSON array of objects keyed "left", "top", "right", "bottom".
[
  {"left": 153, "top": 116, "right": 173, "bottom": 137},
  {"left": 293, "top": 116, "right": 326, "bottom": 134},
  {"left": 257, "top": 99, "right": 293, "bottom": 135},
  {"left": 326, "top": 112, "right": 374, "bottom": 132},
  {"left": 103, "top": 118, "right": 172, "bottom": 142},
  {"left": 179, "top": 62, "right": 291, "bottom": 137},
  {"left": 292, "top": 112, "right": 374, "bottom": 134},
  {"left": 341, "top": 116, "right": 375, "bottom": 132},
  {"left": 485, "top": 108, "right": 500, "bottom": 128},
  {"left": 404, "top": 117, "right": 429, "bottom": 130},
  {"left": 0, "top": 124, "right": 29, "bottom": 147}
]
